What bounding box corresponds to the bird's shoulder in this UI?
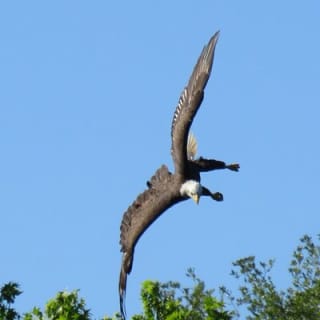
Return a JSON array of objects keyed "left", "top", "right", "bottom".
[
  {"left": 125, "top": 165, "right": 176, "bottom": 214},
  {"left": 146, "top": 164, "right": 173, "bottom": 188}
]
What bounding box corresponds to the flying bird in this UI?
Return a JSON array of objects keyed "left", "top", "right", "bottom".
[{"left": 119, "top": 31, "right": 239, "bottom": 319}]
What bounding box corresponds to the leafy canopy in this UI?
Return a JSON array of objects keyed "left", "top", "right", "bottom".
[{"left": 1, "top": 234, "right": 320, "bottom": 319}]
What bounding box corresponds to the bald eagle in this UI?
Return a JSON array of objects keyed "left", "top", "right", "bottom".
[{"left": 119, "top": 31, "right": 239, "bottom": 318}]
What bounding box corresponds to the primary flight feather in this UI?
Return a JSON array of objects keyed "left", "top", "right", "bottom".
[{"left": 119, "top": 31, "right": 239, "bottom": 319}]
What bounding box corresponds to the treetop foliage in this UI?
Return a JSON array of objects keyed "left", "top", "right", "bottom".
[{"left": 1, "top": 234, "right": 319, "bottom": 320}]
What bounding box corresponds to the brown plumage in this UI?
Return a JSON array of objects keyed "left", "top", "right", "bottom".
[{"left": 119, "top": 31, "right": 239, "bottom": 319}]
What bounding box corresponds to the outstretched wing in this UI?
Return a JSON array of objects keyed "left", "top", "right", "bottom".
[
  {"left": 171, "top": 31, "right": 220, "bottom": 177},
  {"left": 119, "top": 165, "right": 181, "bottom": 319}
]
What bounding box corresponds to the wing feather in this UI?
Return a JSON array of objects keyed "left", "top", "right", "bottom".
[
  {"left": 171, "top": 32, "right": 220, "bottom": 177},
  {"left": 119, "top": 165, "right": 182, "bottom": 318}
]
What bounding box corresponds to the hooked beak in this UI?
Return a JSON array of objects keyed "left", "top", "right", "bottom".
[{"left": 191, "top": 194, "right": 200, "bottom": 204}]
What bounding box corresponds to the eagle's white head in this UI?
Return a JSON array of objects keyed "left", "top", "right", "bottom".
[{"left": 180, "top": 180, "right": 202, "bottom": 204}]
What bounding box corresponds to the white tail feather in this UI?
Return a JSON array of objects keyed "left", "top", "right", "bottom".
[{"left": 187, "top": 132, "right": 197, "bottom": 160}]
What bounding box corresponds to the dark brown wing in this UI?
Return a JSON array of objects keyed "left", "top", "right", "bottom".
[
  {"left": 171, "top": 32, "right": 220, "bottom": 178},
  {"left": 119, "top": 165, "right": 182, "bottom": 319}
]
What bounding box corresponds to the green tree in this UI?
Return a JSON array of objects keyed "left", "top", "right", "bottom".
[
  {"left": 130, "top": 268, "right": 231, "bottom": 320},
  {"left": 0, "top": 282, "right": 22, "bottom": 320},
  {"left": 23, "top": 290, "right": 91, "bottom": 320},
  {"left": 222, "top": 234, "right": 320, "bottom": 319},
  {"left": 1, "top": 272, "right": 230, "bottom": 320},
  {"left": 2, "top": 234, "right": 320, "bottom": 319}
]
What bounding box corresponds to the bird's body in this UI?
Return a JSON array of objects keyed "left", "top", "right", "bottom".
[{"left": 119, "top": 32, "right": 239, "bottom": 319}]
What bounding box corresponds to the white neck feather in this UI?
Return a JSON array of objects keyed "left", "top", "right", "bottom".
[{"left": 180, "top": 180, "right": 202, "bottom": 197}]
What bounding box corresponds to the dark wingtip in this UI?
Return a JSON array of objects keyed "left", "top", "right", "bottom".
[
  {"left": 207, "top": 30, "right": 220, "bottom": 49},
  {"left": 119, "top": 266, "right": 127, "bottom": 320},
  {"left": 120, "top": 293, "right": 126, "bottom": 320},
  {"left": 119, "top": 251, "right": 134, "bottom": 320},
  {"left": 199, "top": 30, "right": 220, "bottom": 83},
  {"left": 212, "top": 30, "right": 220, "bottom": 41}
]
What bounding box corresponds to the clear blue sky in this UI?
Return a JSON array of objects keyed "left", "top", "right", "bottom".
[{"left": 1, "top": 1, "right": 319, "bottom": 318}]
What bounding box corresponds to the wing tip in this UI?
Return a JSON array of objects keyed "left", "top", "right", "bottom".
[
  {"left": 205, "top": 30, "right": 220, "bottom": 70},
  {"left": 209, "top": 30, "right": 220, "bottom": 46},
  {"left": 119, "top": 263, "right": 128, "bottom": 319},
  {"left": 119, "top": 251, "right": 134, "bottom": 320},
  {"left": 213, "top": 30, "right": 220, "bottom": 39}
]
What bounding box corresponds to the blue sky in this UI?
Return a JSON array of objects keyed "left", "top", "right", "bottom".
[{"left": 1, "top": 1, "right": 320, "bottom": 318}]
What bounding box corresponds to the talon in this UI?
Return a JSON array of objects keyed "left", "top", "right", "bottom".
[
  {"left": 227, "top": 163, "right": 240, "bottom": 171},
  {"left": 212, "top": 192, "right": 223, "bottom": 201}
]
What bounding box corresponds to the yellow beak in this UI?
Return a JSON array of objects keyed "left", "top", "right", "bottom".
[{"left": 191, "top": 194, "right": 200, "bottom": 204}]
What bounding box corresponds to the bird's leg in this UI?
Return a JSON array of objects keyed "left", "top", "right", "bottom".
[
  {"left": 202, "top": 186, "right": 223, "bottom": 201},
  {"left": 191, "top": 157, "right": 240, "bottom": 172}
]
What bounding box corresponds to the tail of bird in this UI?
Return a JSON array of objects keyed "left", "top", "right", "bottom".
[
  {"left": 187, "top": 132, "right": 198, "bottom": 160},
  {"left": 119, "top": 251, "right": 133, "bottom": 320}
]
